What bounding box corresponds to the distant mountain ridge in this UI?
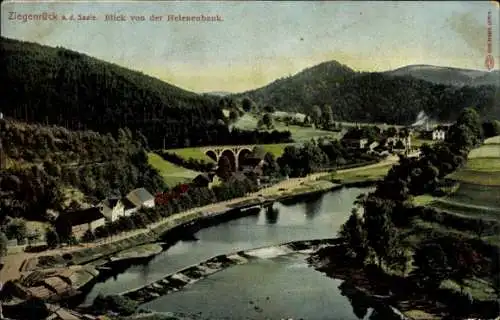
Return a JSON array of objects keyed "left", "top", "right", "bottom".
[
  {"left": 383, "top": 64, "right": 500, "bottom": 87},
  {"left": 232, "top": 60, "right": 499, "bottom": 124}
]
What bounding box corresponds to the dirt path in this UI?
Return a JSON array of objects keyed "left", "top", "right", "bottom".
[{"left": 0, "top": 157, "right": 402, "bottom": 283}]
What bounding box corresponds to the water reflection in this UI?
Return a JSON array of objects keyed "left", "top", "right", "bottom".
[
  {"left": 265, "top": 205, "right": 279, "bottom": 224},
  {"left": 339, "top": 281, "right": 372, "bottom": 319},
  {"left": 304, "top": 194, "right": 324, "bottom": 220}
]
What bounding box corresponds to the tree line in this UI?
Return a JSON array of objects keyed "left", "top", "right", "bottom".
[
  {"left": 276, "top": 139, "right": 380, "bottom": 178},
  {"left": 338, "top": 107, "right": 499, "bottom": 316}
]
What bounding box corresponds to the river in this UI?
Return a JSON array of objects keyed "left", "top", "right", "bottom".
[{"left": 83, "top": 187, "right": 373, "bottom": 318}]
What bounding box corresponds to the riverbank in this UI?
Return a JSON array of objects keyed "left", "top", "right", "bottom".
[
  {"left": 0, "top": 159, "right": 393, "bottom": 296},
  {"left": 79, "top": 238, "right": 411, "bottom": 320},
  {"left": 308, "top": 243, "right": 500, "bottom": 320}
]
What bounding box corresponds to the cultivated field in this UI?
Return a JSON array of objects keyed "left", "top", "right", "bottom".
[
  {"left": 485, "top": 136, "right": 500, "bottom": 144},
  {"left": 421, "top": 137, "right": 500, "bottom": 222},
  {"left": 147, "top": 153, "right": 201, "bottom": 187},
  {"left": 411, "top": 138, "right": 437, "bottom": 147},
  {"left": 163, "top": 148, "right": 215, "bottom": 162},
  {"left": 326, "top": 164, "right": 393, "bottom": 183},
  {"left": 232, "top": 112, "right": 341, "bottom": 142},
  {"left": 447, "top": 139, "right": 500, "bottom": 186}
]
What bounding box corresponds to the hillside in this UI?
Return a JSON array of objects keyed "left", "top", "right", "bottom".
[
  {"left": 0, "top": 119, "right": 165, "bottom": 222},
  {"left": 384, "top": 65, "right": 500, "bottom": 87},
  {"left": 235, "top": 61, "right": 356, "bottom": 112},
  {"left": 234, "top": 61, "right": 499, "bottom": 124},
  {"left": 0, "top": 37, "right": 226, "bottom": 150}
]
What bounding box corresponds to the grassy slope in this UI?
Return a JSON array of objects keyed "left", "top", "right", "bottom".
[
  {"left": 232, "top": 112, "right": 340, "bottom": 142},
  {"left": 325, "top": 164, "right": 393, "bottom": 183},
  {"left": 447, "top": 139, "right": 500, "bottom": 185},
  {"left": 147, "top": 153, "right": 201, "bottom": 187},
  {"left": 408, "top": 139, "right": 500, "bottom": 301}
]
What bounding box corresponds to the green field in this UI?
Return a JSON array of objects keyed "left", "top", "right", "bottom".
[
  {"left": 232, "top": 112, "right": 340, "bottom": 142},
  {"left": 412, "top": 138, "right": 436, "bottom": 147},
  {"left": 147, "top": 153, "right": 201, "bottom": 187},
  {"left": 421, "top": 139, "right": 500, "bottom": 222},
  {"left": 163, "top": 148, "right": 215, "bottom": 162},
  {"left": 485, "top": 136, "right": 500, "bottom": 144},
  {"left": 447, "top": 140, "right": 500, "bottom": 185},
  {"left": 468, "top": 145, "right": 500, "bottom": 158},
  {"left": 325, "top": 164, "right": 393, "bottom": 183}
]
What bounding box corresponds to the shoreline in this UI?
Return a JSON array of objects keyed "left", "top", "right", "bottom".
[
  {"left": 17, "top": 178, "right": 348, "bottom": 274},
  {"left": 77, "top": 238, "right": 410, "bottom": 320}
]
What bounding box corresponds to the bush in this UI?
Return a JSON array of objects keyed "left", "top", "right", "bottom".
[{"left": 92, "top": 294, "right": 138, "bottom": 316}]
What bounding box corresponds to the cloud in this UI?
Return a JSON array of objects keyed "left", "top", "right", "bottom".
[{"left": 446, "top": 12, "right": 487, "bottom": 55}]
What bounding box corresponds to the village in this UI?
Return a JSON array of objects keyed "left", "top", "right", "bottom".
[{"left": 1, "top": 120, "right": 451, "bottom": 253}]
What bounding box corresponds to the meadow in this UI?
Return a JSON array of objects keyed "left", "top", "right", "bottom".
[
  {"left": 446, "top": 139, "right": 500, "bottom": 185},
  {"left": 415, "top": 137, "right": 500, "bottom": 228},
  {"left": 147, "top": 153, "right": 201, "bottom": 187},
  {"left": 325, "top": 164, "right": 393, "bottom": 183},
  {"left": 232, "top": 112, "right": 340, "bottom": 142}
]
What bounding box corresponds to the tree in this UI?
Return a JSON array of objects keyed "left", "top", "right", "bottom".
[
  {"left": 82, "top": 229, "right": 95, "bottom": 243},
  {"left": 448, "top": 240, "right": 481, "bottom": 293},
  {"left": 242, "top": 97, "right": 253, "bottom": 112},
  {"left": 474, "top": 218, "right": 487, "bottom": 239},
  {"left": 5, "top": 218, "right": 28, "bottom": 242},
  {"left": 45, "top": 228, "right": 59, "bottom": 248},
  {"left": 310, "top": 105, "right": 322, "bottom": 125},
  {"left": 217, "top": 155, "right": 233, "bottom": 181},
  {"left": 321, "top": 104, "right": 334, "bottom": 127},
  {"left": 455, "top": 107, "right": 483, "bottom": 145},
  {"left": 262, "top": 113, "right": 273, "bottom": 129},
  {"left": 362, "top": 196, "right": 397, "bottom": 267},
  {"left": 482, "top": 120, "right": 500, "bottom": 138},
  {"left": 263, "top": 105, "right": 275, "bottom": 113},
  {"left": 280, "top": 164, "right": 291, "bottom": 178},
  {"left": 386, "top": 127, "right": 398, "bottom": 137},
  {"left": 229, "top": 110, "right": 239, "bottom": 123},
  {"left": 339, "top": 209, "right": 368, "bottom": 264},
  {"left": 412, "top": 243, "right": 450, "bottom": 289},
  {"left": 262, "top": 152, "right": 280, "bottom": 177},
  {"left": 0, "top": 231, "right": 7, "bottom": 260}
]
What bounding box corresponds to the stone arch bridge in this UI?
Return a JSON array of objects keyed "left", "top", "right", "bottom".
[{"left": 201, "top": 145, "right": 256, "bottom": 171}]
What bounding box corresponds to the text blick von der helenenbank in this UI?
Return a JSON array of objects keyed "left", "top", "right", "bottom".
[{"left": 8, "top": 12, "right": 224, "bottom": 22}]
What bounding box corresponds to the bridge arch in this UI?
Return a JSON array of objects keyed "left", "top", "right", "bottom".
[
  {"left": 205, "top": 150, "right": 218, "bottom": 162},
  {"left": 202, "top": 145, "right": 256, "bottom": 172},
  {"left": 219, "top": 149, "right": 237, "bottom": 172},
  {"left": 237, "top": 148, "right": 253, "bottom": 170}
]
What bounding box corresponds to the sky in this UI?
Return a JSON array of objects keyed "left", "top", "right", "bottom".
[{"left": 1, "top": 1, "right": 499, "bottom": 93}]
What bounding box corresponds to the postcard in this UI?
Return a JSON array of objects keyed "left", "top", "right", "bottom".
[{"left": 0, "top": 1, "right": 499, "bottom": 320}]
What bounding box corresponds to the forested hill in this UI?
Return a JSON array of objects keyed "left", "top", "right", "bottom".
[
  {"left": 0, "top": 37, "right": 227, "bottom": 149},
  {"left": 0, "top": 119, "right": 166, "bottom": 222},
  {"left": 384, "top": 65, "right": 500, "bottom": 87},
  {"left": 235, "top": 61, "right": 357, "bottom": 111},
  {"left": 234, "top": 61, "right": 499, "bottom": 124}
]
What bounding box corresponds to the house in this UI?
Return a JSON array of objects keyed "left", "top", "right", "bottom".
[
  {"left": 432, "top": 129, "right": 446, "bottom": 140},
  {"left": 55, "top": 207, "right": 106, "bottom": 237},
  {"left": 192, "top": 173, "right": 215, "bottom": 188},
  {"left": 99, "top": 197, "right": 125, "bottom": 222},
  {"left": 421, "top": 128, "right": 446, "bottom": 141},
  {"left": 122, "top": 197, "right": 139, "bottom": 216},
  {"left": 125, "top": 188, "right": 155, "bottom": 209}
]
